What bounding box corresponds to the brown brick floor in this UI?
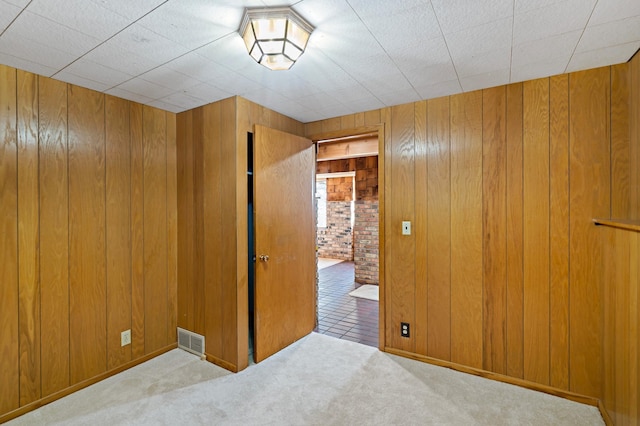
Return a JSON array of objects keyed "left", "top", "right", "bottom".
[{"left": 314, "top": 261, "right": 379, "bottom": 347}]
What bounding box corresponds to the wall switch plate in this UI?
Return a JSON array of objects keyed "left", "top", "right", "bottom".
[
  {"left": 401, "top": 322, "right": 410, "bottom": 338},
  {"left": 121, "top": 329, "right": 131, "bottom": 347},
  {"left": 402, "top": 221, "right": 411, "bottom": 235}
]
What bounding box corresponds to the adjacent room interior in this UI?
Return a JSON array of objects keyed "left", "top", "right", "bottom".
[{"left": 1, "top": 1, "right": 639, "bottom": 425}]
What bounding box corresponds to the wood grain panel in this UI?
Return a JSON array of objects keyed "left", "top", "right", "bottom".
[
  {"left": 17, "top": 70, "right": 40, "bottom": 405},
  {"left": 450, "top": 91, "right": 483, "bottom": 369},
  {"left": 38, "top": 76, "right": 69, "bottom": 396},
  {"left": 0, "top": 64, "right": 19, "bottom": 414},
  {"left": 569, "top": 68, "right": 610, "bottom": 398},
  {"left": 191, "top": 107, "right": 205, "bottom": 335},
  {"left": 130, "top": 103, "right": 145, "bottom": 358},
  {"left": 505, "top": 83, "right": 524, "bottom": 379},
  {"left": 614, "top": 228, "right": 631, "bottom": 425},
  {"left": 220, "top": 97, "right": 237, "bottom": 365},
  {"left": 203, "top": 103, "right": 223, "bottom": 359},
  {"left": 414, "top": 100, "right": 428, "bottom": 355},
  {"left": 426, "top": 97, "right": 451, "bottom": 361},
  {"left": 68, "top": 85, "right": 107, "bottom": 384},
  {"left": 176, "top": 109, "right": 193, "bottom": 331},
  {"left": 611, "top": 63, "right": 630, "bottom": 219},
  {"left": 601, "top": 226, "right": 616, "bottom": 423},
  {"left": 105, "top": 95, "right": 132, "bottom": 370},
  {"left": 386, "top": 103, "right": 416, "bottom": 352},
  {"left": 631, "top": 53, "right": 640, "bottom": 219},
  {"left": 482, "top": 86, "right": 507, "bottom": 375},
  {"left": 166, "top": 111, "right": 178, "bottom": 345},
  {"left": 523, "top": 78, "right": 550, "bottom": 386},
  {"left": 143, "top": 106, "right": 168, "bottom": 353},
  {"left": 549, "top": 74, "right": 570, "bottom": 390}
]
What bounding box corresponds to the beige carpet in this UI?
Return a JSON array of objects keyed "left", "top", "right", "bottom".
[
  {"left": 318, "top": 257, "right": 344, "bottom": 270},
  {"left": 348, "top": 284, "right": 379, "bottom": 301},
  {"left": 8, "top": 333, "right": 604, "bottom": 425}
]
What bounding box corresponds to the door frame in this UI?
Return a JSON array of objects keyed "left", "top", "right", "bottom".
[{"left": 308, "top": 125, "right": 386, "bottom": 351}]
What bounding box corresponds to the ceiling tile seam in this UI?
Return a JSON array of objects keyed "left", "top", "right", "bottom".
[
  {"left": 107, "top": 29, "right": 246, "bottom": 97},
  {"left": 562, "top": 0, "right": 600, "bottom": 75},
  {"left": 509, "top": 0, "right": 515, "bottom": 83},
  {"left": 0, "top": 0, "right": 31, "bottom": 38},
  {"left": 429, "top": 0, "right": 463, "bottom": 93},
  {"left": 50, "top": 0, "right": 170, "bottom": 79},
  {"left": 344, "top": 0, "right": 421, "bottom": 101}
]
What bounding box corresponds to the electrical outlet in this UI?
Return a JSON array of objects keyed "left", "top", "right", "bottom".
[
  {"left": 121, "top": 329, "right": 131, "bottom": 347},
  {"left": 401, "top": 322, "right": 410, "bottom": 338}
]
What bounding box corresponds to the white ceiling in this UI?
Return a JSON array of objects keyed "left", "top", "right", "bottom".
[{"left": 1, "top": 0, "right": 639, "bottom": 123}]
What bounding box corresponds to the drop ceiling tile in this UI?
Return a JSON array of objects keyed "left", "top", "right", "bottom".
[
  {"left": 140, "top": 67, "right": 200, "bottom": 90},
  {"left": 105, "top": 87, "right": 155, "bottom": 104},
  {"left": 511, "top": 30, "right": 581, "bottom": 68},
  {"left": 101, "top": 24, "right": 190, "bottom": 64},
  {"left": 54, "top": 71, "right": 111, "bottom": 92},
  {"left": 5, "top": 11, "right": 101, "bottom": 56},
  {"left": 414, "top": 79, "right": 463, "bottom": 100},
  {"left": 452, "top": 47, "right": 511, "bottom": 77},
  {"left": 82, "top": 43, "right": 159, "bottom": 75},
  {"left": 566, "top": 41, "right": 640, "bottom": 72},
  {"left": 0, "top": 1, "right": 22, "bottom": 33},
  {"left": 589, "top": 0, "right": 640, "bottom": 25},
  {"left": 360, "top": 71, "right": 415, "bottom": 95},
  {"left": 196, "top": 34, "right": 253, "bottom": 71},
  {"left": 155, "top": 92, "right": 206, "bottom": 110},
  {"left": 459, "top": 68, "right": 510, "bottom": 91},
  {"left": 341, "top": 97, "right": 386, "bottom": 114},
  {"left": 514, "top": 0, "right": 565, "bottom": 13},
  {"left": 510, "top": 58, "right": 568, "bottom": 83},
  {"left": 136, "top": 0, "right": 241, "bottom": 50},
  {"left": 0, "top": 52, "right": 57, "bottom": 77},
  {"left": 61, "top": 58, "right": 134, "bottom": 87},
  {"left": 181, "top": 82, "right": 232, "bottom": 102},
  {"left": 204, "top": 71, "right": 263, "bottom": 96},
  {"left": 163, "top": 52, "right": 226, "bottom": 81},
  {"left": 404, "top": 61, "right": 458, "bottom": 87},
  {"left": 0, "top": 32, "right": 76, "bottom": 70},
  {"left": 27, "top": 0, "right": 132, "bottom": 39},
  {"left": 293, "top": 0, "right": 354, "bottom": 27},
  {"left": 577, "top": 16, "right": 640, "bottom": 53},
  {"left": 446, "top": 17, "right": 513, "bottom": 59},
  {"left": 146, "top": 99, "right": 184, "bottom": 113},
  {"left": 432, "top": 0, "right": 513, "bottom": 34},
  {"left": 388, "top": 36, "right": 452, "bottom": 74},
  {"left": 323, "top": 84, "right": 374, "bottom": 103},
  {"left": 349, "top": 0, "right": 442, "bottom": 46},
  {"left": 376, "top": 88, "right": 422, "bottom": 106},
  {"left": 90, "top": 0, "right": 167, "bottom": 21},
  {"left": 513, "top": 0, "right": 596, "bottom": 45},
  {"left": 116, "top": 77, "right": 175, "bottom": 99},
  {"left": 3, "top": 0, "right": 29, "bottom": 6}
]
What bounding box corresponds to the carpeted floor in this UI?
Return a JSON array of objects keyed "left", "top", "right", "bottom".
[{"left": 7, "top": 333, "right": 604, "bottom": 425}]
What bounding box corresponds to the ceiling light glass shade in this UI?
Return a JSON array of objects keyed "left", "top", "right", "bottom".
[{"left": 239, "top": 7, "right": 314, "bottom": 71}]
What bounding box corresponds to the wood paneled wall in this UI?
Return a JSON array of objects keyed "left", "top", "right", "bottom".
[
  {"left": 0, "top": 65, "right": 177, "bottom": 420},
  {"left": 599, "top": 51, "right": 640, "bottom": 426},
  {"left": 601, "top": 223, "right": 640, "bottom": 426},
  {"left": 306, "top": 65, "right": 628, "bottom": 400},
  {"left": 176, "top": 96, "right": 303, "bottom": 372}
]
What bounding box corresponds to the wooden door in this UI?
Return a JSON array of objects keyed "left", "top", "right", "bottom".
[{"left": 253, "top": 124, "right": 316, "bottom": 363}]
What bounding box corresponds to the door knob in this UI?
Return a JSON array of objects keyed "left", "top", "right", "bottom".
[{"left": 259, "top": 254, "right": 269, "bottom": 262}]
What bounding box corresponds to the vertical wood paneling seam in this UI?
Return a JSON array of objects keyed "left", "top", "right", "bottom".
[
  {"left": 165, "top": 115, "right": 169, "bottom": 345},
  {"left": 567, "top": 75, "right": 572, "bottom": 391},
  {"left": 65, "top": 83, "right": 71, "bottom": 387},
  {"left": 103, "top": 95, "right": 108, "bottom": 371},
  {"left": 141, "top": 107, "right": 145, "bottom": 356},
  {"left": 481, "top": 91, "right": 485, "bottom": 368},
  {"left": 448, "top": 95, "right": 452, "bottom": 359},
  {"left": 37, "top": 75, "right": 42, "bottom": 400},
  {"left": 14, "top": 68, "right": 20, "bottom": 404},
  {"left": 547, "top": 77, "right": 552, "bottom": 383},
  {"left": 519, "top": 85, "right": 525, "bottom": 377}
]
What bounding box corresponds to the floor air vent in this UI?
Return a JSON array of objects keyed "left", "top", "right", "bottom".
[{"left": 177, "top": 327, "right": 205, "bottom": 357}]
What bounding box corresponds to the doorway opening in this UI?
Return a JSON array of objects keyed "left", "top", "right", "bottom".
[{"left": 312, "top": 132, "right": 380, "bottom": 347}]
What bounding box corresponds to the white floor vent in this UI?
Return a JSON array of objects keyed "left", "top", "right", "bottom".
[{"left": 177, "top": 327, "right": 205, "bottom": 357}]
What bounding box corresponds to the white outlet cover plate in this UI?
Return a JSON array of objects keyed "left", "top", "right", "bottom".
[{"left": 402, "top": 221, "right": 411, "bottom": 235}]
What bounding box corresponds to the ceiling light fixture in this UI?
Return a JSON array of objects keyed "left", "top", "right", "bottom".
[{"left": 239, "top": 7, "right": 314, "bottom": 71}]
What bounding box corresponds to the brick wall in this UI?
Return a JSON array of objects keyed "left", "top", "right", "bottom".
[
  {"left": 354, "top": 200, "right": 379, "bottom": 284},
  {"left": 317, "top": 156, "right": 379, "bottom": 283},
  {"left": 317, "top": 201, "right": 353, "bottom": 260}
]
